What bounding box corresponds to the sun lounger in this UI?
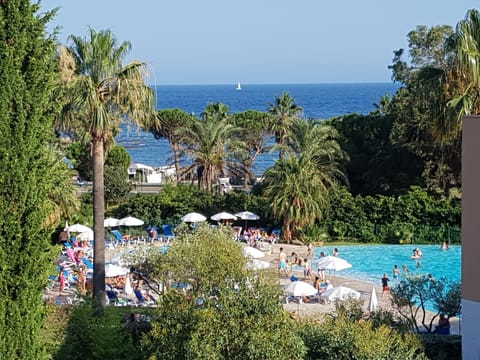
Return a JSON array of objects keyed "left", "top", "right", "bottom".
[{"left": 161, "top": 224, "right": 175, "bottom": 242}]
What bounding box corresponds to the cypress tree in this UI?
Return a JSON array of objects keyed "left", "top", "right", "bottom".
[{"left": 0, "top": 1, "right": 58, "bottom": 358}]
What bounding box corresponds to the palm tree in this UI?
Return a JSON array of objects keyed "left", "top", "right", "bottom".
[
  {"left": 447, "top": 9, "right": 480, "bottom": 131},
  {"left": 288, "top": 119, "right": 348, "bottom": 184},
  {"left": 56, "top": 29, "right": 154, "bottom": 307},
  {"left": 262, "top": 119, "right": 346, "bottom": 241},
  {"left": 263, "top": 155, "right": 328, "bottom": 242},
  {"left": 177, "top": 102, "right": 243, "bottom": 192},
  {"left": 267, "top": 92, "right": 303, "bottom": 159},
  {"left": 146, "top": 108, "right": 195, "bottom": 182},
  {"left": 44, "top": 154, "right": 80, "bottom": 228}
]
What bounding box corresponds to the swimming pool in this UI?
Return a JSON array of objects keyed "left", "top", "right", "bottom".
[{"left": 312, "top": 245, "right": 461, "bottom": 286}]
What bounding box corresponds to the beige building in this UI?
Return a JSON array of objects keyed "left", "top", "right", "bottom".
[{"left": 462, "top": 116, "right": 480, "bottom": 359}]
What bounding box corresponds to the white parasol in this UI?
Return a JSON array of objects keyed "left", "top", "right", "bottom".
[
  {"left": 211, "top": 211, "right": 237, "bottom": 221},
  {"left": 313, "top": 256, "right": 352, "bottom": 285},
  {"left": 104, "top": 217, "right": 120, "bottom": 227},
  {"left": 105, "top": 263, "right": 130, "bottom": 277},
  {"left": 246, "top": 259, "right": 270, "bottom": 271},
  {"left": 65, "top": 223, "right": 92, "bottom": 233},
  {"left": 118, "top": 216, "right": 144, "bottom": 226},
  {"left": 235, "top": 211, "right": 260, "bottom": 221},
  {"left": 76, "top": 230, "right": 94, "bottom": 241},
  {"left": 181, "top": 212, "right": 207, "bottom": 223},
  {"left": 320, "top": 286, "right": 361, "bottom": 302},
  {"left": 234, "top": 211, "right": 260, "bottom": 230},
  {"left": 242, "top": 246, "right": 265, "bottom": 259},
  {"left": 284, "top": 280, "right": 318, "bottom": 297},
  {"left": 124, "top": 273, "right": 134, "bottom": 295},
  {"left": 368, "top": 286, "right": 378, "bottom": 312}
]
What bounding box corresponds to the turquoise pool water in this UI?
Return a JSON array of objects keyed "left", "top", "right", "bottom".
[{"left": 312, "top": 245, "right": 461, "bottom": 286}]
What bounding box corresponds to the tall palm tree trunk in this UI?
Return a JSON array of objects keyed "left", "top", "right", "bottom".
[{"left": 92, "top": 137, "right": 106, "bottom": 308}]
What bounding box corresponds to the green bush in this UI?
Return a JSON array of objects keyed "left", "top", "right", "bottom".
[
  {"left": 54, "top": 300, "right": 145, "bottom": 360},
  {"left": 419, "top": 334, "right": 461, "bottom": 360},
  {"left": 298, "top": 315, "right": 427, "bottom": 360}
]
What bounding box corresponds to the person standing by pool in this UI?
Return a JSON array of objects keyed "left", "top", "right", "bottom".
[
  {"left": 306, "top": 243, "right": 314, "bottom": 260},
  {"left": 317, "top": 251, "right": 326, "bottom": 281},
  {"left": 392, "top": 265, "right": 400, "bottom": 281},
  {"left": 303, "top": 258, "right": 313, "bottom": 281},
  {"left": 381, "top": 273, "right": 390, "bottom": 298},
  {"left": 278, "top": 247, "right": 288, "bottom": 276}
]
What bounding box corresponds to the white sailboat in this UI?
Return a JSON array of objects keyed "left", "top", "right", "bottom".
[{"left": 236, "top": 81, "right": 242, "bottom": 91}]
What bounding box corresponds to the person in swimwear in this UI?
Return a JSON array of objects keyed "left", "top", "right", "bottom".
[{"left": 278, "top": 247, "right": 288, "bottom": 276}]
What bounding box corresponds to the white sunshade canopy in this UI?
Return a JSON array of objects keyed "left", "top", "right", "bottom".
[
  {"left": 313, "top": 256, "right": 352, "bottom": 271},
  {"left": 246, "top": 259, "right": 270, "bottom": 271},
  {"left": 105, "top": 263, "right": 130, "bottom": 277},
  {"left": 234, "top": 211, "right": 260, "bottom": 220},
  {"left": 320, "top": 286, "right": 361, "bottom": 302},
  {"left": 104, "top": 217, "right": 120, "bottom": 227},
  {"left": 181, "top": 212, "right": 207, "bottom": 223},
  {"left": 65, "top": 223, "right": 92, "bottom": 233},
  {"left": 242, "top": 245, "right": 265, "bottom": 259},
  {"left": 211, "top": 211, "right": 237, "bottom": 221},
  {"left": 76, "top": 230, "right": 94, "bottom": 241},
  {"left": 368, "top": 286, "right": 378, "bottom": 312},
  {"left": 284, "top": 281, "right": 318, "bottom": 297},
  {"left": 119, "top": 216, "right": 144, "bottom": 226}
]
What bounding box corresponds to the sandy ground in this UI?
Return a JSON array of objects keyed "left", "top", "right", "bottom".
[{"left": 45, "top": 240, "right": 460, "bottom": 334}]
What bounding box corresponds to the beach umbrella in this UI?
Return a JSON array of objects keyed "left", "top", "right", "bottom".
[
  {"left": 181, "top": 212, "right": 207, "bottom": 223},
  {"left": 105, "top": 263, "right": 130, "bottom": 277},
  {"left": 246, "top": 259, "right": 270, "bottom": 271},
  {"left": 76, "top": 230, "right": 94, "bottom": 241},
  {"left": 320, "top": 286, "right": 361, "bottom": 302},
  {"left": 211, "top": 211, "right": 237, "bottom": 222},
  {"left": 234, "top": 211, "right": 260, "bottom": 230},
  {"left": 119, "top": 216, "right": 144, "bottom": 226},
  {"left": 124, "top": 273, "right": 134, "bottom": 295},
  {"left": 368, "top": 286, "right": 378, "bottom": 312},
  {"left": 242, "top": 246, "right": 265, "bottom": 259},
  {"left": 284, "top": 280, "right": 318, "bottom": 297},
  {"left": 104, "top": 217, "right": 120, "bottom": 227},
  {"left": 65, "top": 223, "right": 92, "bottom": 233},
  {"left": 313, "top": 256, "right": 352, "bottom": 285},
  {"left": 235, "top": 211, "right": 260, "bottom": 221}
]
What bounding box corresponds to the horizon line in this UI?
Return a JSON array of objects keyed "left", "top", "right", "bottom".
[{"left": 149, "top": 81, "right": 399, "bottom": 86}]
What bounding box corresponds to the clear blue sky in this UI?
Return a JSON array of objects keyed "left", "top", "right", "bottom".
[{"left": 41, "top": 0, "right": 477, "bottom": 85}]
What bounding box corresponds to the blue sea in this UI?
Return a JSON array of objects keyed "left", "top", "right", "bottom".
[{"left": 117, "top": 83, "right": 400, "bottom": 176}]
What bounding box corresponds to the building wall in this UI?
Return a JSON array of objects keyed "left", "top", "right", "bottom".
[{"left": 462, "top": 116, "right": 480, "bottom": 360}]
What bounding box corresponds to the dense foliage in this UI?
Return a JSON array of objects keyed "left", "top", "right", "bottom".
[
  {"left": 390, "top": 274, "right": 461, "bottom": 333},
  {"left": 0, "top": 1, "right": 61, "bottom": 358},
  {"left": 53, "top": 301, "right": 143, "bottom": 360},
  {"left": 322, "top": 186, "right": 460, "bottom": 244},
  {"left": 298, "top": 314, "right": 427, "bottom": 360},
  {"left": 135, "top": 225, "right": 306, "bottom": 359},
  {"left": 328, "top": 113, "right": 424, "bottom": 196}
]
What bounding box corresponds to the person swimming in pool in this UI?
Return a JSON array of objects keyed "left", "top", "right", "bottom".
[{"left": 411, "top": 247, "right": 422, "bottom": 259}]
